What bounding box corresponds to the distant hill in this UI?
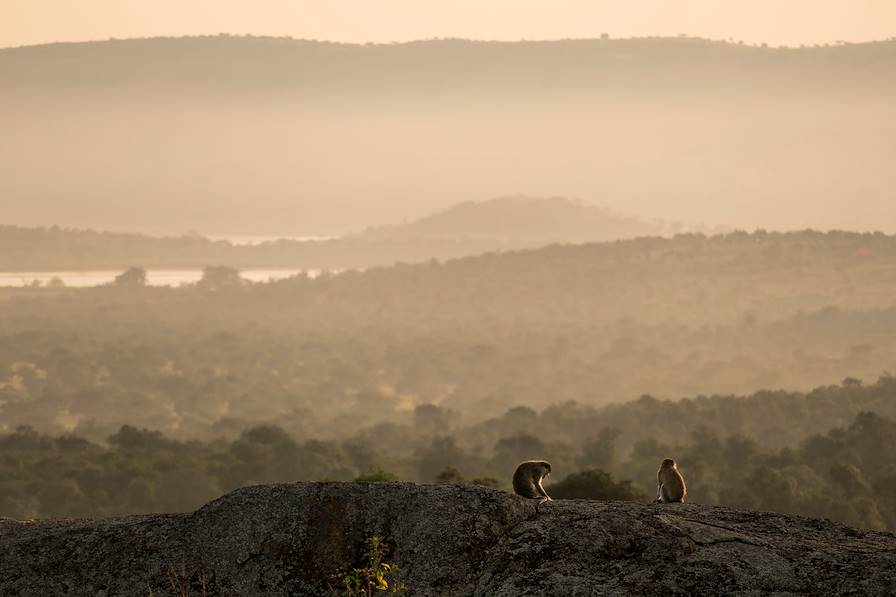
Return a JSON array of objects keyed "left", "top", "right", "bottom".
[
  {"left": 1, "top": 36, "right": 895, "bottom": 235},
  {"left": 359, "top": 195, "right": 672, "bottom": 242},
  {"left": 0, "top": 197, "right": 674, "bottom": 271},
  {"left": 2, "top": 35, "right": 894, "bottom": 98}
]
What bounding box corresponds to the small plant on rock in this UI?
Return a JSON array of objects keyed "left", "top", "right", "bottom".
[
  {"left": 341, "top": 535, "right": 407, "bottom": 596},
  {"left": 354, "top": 468, "right": 399, "bottom": 483}
]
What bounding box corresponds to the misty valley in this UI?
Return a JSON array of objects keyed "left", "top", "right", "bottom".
[{"left": 3, "top": 229, "right": 896, "bottom": 532}]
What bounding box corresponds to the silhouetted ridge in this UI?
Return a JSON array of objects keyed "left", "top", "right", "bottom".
[
  {"left": 358, "top": 196, "right": 668, "bottom": 242},
  {"left": 3, "top": 36, "right": 895, "bottom": 97}
]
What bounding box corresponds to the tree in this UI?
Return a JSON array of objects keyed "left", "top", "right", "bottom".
[
  {"left": 227, "top": 425, "right": 301, "bottom": 484},
  {"left": 114, "top": 266, "right": 147, "bottom": 287},
  {"left": 155, "top": 463, "right": 222, "bottom": 512},
  {"left": 418, "top": 436, "right": 466, "bottom": 482},
  {"left": 548, "top": 469, "right": 647, "bottom": 501},
  {"left": 829, "top": 463, "right": 874, "bottom": 497},
  {"left": 108, "top": 425, "right": 172, "bottom": 454},
  {"left": 355, "top": 468, "right": 399, "bottom": 482},
  {"left": 434, "top": 466, "right": 464, "bottom": 484},
  {"left": 577, "top": 427, "right": 621, "bottom": 471},
  {"left": 491, "top": 434, "right": 546, "bottom": 477},
  {"left": 413, "top": 404, "right": 458, "bottom": 431},
  {"left": 36, "top": 478, "right": 93, "bottom": 517},
  {"left": 197, "top": 266, "right": 243, "bottom": 291},
  {"left": 620, "top": 437, "right": 671, "bottom": 497}
]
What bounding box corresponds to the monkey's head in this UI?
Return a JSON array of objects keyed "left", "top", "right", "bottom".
[
  {"left": 662, "top": 458, "right": 677, "bottom": 468},
  {"left": 535, "top": 461, "right": 552, "bottom": 477}
]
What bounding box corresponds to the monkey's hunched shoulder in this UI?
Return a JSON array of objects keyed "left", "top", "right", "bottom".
[{"left": 512, "top": 460, "right": 552, "bottom": 500}]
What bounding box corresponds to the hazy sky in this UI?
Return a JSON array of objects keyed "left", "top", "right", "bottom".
[{"left": 2, "top": 0, "right": 895, "bottom": 49}]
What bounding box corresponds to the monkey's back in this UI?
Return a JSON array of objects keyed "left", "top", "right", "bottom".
[
  {"left": 512, "top": 464, "right": 538, "bottom": 498},
  {"left": 659, "top": 468, "right": 687, "bottom": 502}
]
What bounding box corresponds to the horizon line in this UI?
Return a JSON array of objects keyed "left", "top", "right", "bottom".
[{"left": 3, "top": 33, "right": 896, "bottom": 52}]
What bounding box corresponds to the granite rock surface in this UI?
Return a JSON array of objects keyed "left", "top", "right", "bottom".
[{"left": 2, "top": 482, "right": 895, "bottom": 596}]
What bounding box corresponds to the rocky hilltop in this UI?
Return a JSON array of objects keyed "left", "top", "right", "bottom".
[{"left": 2, "top": 482, "right": 895, "bottom": 596}]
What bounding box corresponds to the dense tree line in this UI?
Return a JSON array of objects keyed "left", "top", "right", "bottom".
[{"left": 2, "top": 408, "right": 894, "bottom": 531}]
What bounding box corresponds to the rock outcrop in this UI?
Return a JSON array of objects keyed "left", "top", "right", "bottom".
[{"left": 2, "top": 482, "right": 895, "bottom": 596}]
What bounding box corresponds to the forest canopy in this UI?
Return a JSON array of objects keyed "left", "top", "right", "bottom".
[
  {"left": 2, "top": 230, "right": 896, "bottom": 440},
  {"left": 3, "top": 405, "right": 896, "bottom": 533}
]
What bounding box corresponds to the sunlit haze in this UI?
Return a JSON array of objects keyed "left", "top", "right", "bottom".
[
  {"left": 2, "top": 0, "right": 895, "bottom": 48},
  {"left": 4, "top": 0, "right": 896, "bottom": 555}
]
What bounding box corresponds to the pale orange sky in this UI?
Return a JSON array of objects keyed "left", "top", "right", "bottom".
[{"left": 1, "top": 0, "right": 895, "bottom": 49}]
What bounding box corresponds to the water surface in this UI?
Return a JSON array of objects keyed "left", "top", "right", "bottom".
[{"left": 0, "top": 269, "right": 314, "bottom": 288}]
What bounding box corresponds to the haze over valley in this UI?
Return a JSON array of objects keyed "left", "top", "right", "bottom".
[
  {"left": 3, "top": 7, "right": 896, "bottom": 541},
  {"left": 2, "top": 36, "right": 895, "bottom": 235}
]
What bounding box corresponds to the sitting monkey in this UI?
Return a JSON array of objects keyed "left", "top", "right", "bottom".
[
  {"left": 656, "top": 458, "right": 687, "bottom": 503},
  {"left": 513, "top": 460, "right": 552, "bottom": 506}
]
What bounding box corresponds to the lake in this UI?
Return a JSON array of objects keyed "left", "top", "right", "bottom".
[
  {"left": 203, "top": 234, "right": 336, "bottom": 245},
  {"left": 0, "top": 269, "right": 318, "bottom": 288}
]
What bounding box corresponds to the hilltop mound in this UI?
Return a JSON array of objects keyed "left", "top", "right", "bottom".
[
  {"left": 2, "top": 482, "right": 894, "bottom": 596},
  {"left": 358, "top": 196, "right": 668, "bottom": 242}
]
